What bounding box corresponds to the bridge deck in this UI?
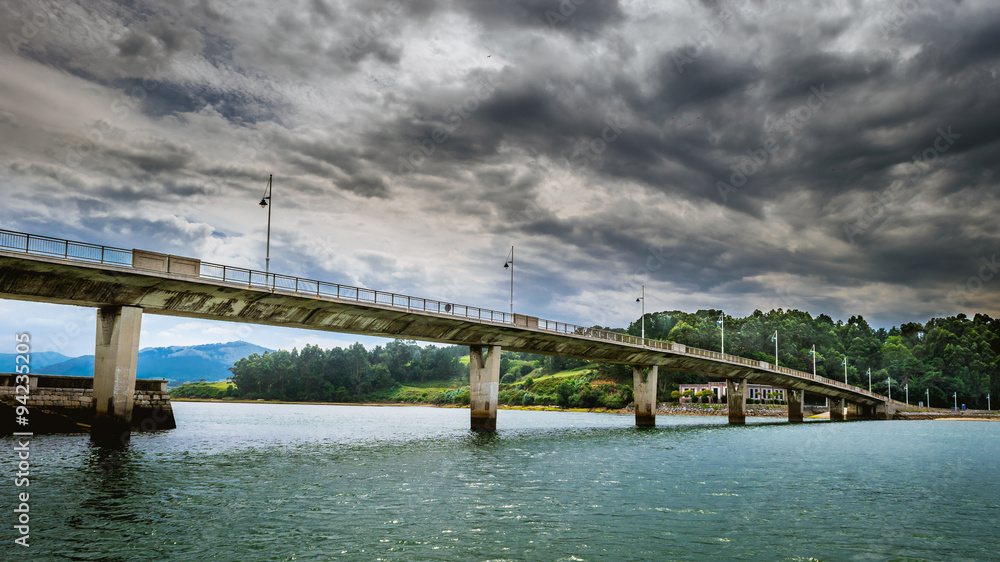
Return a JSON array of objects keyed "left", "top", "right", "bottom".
[{"left": 0, "top": 229, "right": 887, "bottom": 405}]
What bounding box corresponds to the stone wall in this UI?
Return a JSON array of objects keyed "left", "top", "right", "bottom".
[{"left": 0, "top": 373, "right": 175, "bottom": 434}]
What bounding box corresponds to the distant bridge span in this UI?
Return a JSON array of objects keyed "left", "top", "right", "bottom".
[{"left": 0, "top": 229, "right": 896, "bottom": 442}]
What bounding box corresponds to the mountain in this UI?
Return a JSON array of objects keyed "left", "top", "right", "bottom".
[
  {"left": 0, "top": 351, "right": 72, "bottom": 372},
  {"left": 30, "top": 341, "right": 271, "bottom": 385}
]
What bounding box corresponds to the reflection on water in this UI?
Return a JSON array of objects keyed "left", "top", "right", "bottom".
[{"left": 4, "top": 403, "right": 998, "bottom": 560}]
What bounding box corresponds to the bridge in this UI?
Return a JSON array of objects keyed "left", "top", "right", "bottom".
[{"left": 0, "top": 229, "right": 897, "bottom": 443}]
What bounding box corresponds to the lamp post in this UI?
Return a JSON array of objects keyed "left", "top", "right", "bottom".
[
  {"left": 809, "top": 344, "right": 816, "bottom": 377},
  {"left": 503, "top": 246, "right": 514, "bottom": 314},
  {"left": 953, "top": 391, "right": 957, "bottom": 409},
  {"left": 905, "top": 384, "right": 909, "bottom": 405},
  {"left": 841, "top": 356, "right": 848, "bottom": 384},
  {"left": 771, "top": 331, "right": 778, "bottom": 368},
  {"left": 258, "top": 174, "right": 273, "bottom": 280},
  {"left": 717, "top": 311, "right": 724, "bottom": 354},
  {"left": 867, "top": 367, "right": 871, "bottom": 392},
  {"left": 887, "top": 377, "right": 891, "bottom": 401},
  {"left": 636, "top": 285, "right": 645, "bottom": 340},
  {"left": 925, "top": 388, "right": 930, "bottom": 409},
  {"left": 988, "top": 393, "right": 991, "bottom": 411}
]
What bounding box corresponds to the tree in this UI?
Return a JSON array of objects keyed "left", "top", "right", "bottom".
[
  {"left": 225, "top": 310, "right": 1000, "bottom": 409},
  {"left": 556, "top": 380, "right": 576, "bottom": 407}
]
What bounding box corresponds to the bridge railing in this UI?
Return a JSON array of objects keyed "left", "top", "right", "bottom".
[
  {"left": 0, "top": 228, "right": 887, "bottom": 401},
  {"left": 0, "top": 229, "right": 132, "bottom": 267},
  {"left": 0, "top": 228, "right": 517, "bottom": 326},
  {"left": 197, "top": 261, "right": 515, "bottom": 324}
]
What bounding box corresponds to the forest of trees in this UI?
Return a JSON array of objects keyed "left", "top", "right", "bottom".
[
  {"left": 228, "top": 341, "right": 466, "bottom": 401},
  {"left": 221, "top": 310, "right": 999, "bottom": 409},
  {"left": 620, "top": 309, "right": 998, "bottom": 409}
]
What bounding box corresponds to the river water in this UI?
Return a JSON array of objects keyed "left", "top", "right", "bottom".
[{"left": 3, "top": 403, "right": 998, "bottom": 560}]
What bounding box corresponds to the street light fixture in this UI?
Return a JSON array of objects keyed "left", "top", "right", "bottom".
[
  {"left": 953, "top": 391, "right": 958, "bottom": 409},
  {"left": 717, "top": 311, "right": 724, "bottom": 354},
  {"left": 867, "top": 367, "right": 871, "bottom": 392},
  {"left": 636, "top": 285, "right": 645, "bottom": 340},
  {"left": 809, "top": 344, "right": 816, "bottom": 377},
  {"left": 503, "top": 246, "right": 514, "bottom": 314},
  {"left": 771, "top": 331, "right": 778, "bottom": 368},
  {"left": 887, "top": 376, "right": 892, "bottom": 401},
  {"left": 988, "top": 393, "right": 991, "bottom": 411},
  {"left": 925, "top": 388, "right": 930, "bottom": 409},
  {"left": 841, "top": 356, "right": 848, "bottom": 384},
  {"left": 905, "top": 384, "right": 909, "bottom": 405},
  {"left": 258, "top": 174, "right": 273, "bottom": 279}
]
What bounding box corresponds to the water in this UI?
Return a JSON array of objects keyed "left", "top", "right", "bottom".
[{"left": 3, "top": 403, "right": 998, "bottom": 560}]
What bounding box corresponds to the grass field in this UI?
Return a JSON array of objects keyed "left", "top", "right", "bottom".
[
  {"left": 169, "top": 380, "right": 235, "bottom": 398},
  {"left": 527, "top": 365, "right": 593, "bottom": 383},
  {"left": 171, "top": 380, "right": 233, "bottom": 390},
  {"left": 400, "top": 378, "right": 465, "bottom": 389},
  {"left": 201, "top": 381, "right": 232, "bottom": 389}
]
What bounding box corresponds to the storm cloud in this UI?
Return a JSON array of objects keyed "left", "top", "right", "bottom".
[{"left": 2, "top": 0, "right": 999, "bottom": 353}]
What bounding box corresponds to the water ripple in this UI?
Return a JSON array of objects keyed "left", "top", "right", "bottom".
[{"left": 3, "top": 404, "right": 998, "bottom": 560}]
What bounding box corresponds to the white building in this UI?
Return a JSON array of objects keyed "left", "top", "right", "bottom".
[{"left": 678, "top": 381, "right": 787, "bottom": 402}]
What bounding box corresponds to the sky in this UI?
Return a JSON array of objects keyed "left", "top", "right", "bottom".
[{"left": 1, "top": 0, "right": 999, "bottom": 358}]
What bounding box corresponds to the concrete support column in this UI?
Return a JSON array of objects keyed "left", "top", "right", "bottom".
[
  {"left": 874, "top": 401, "right": 893, "bottom": 420},
  {"left": 469, "top": 345, "right": 501, "bottom": 431},
  {"left": 829, "top": 398, "right": 845, "bottom": 421},
  {"left": 787, "top": 389, "right": 804, "bottom": 423},
  {"left": 92, "top": 305, "right": 142, "bottom": 446},
  {"left": 727, "top": 378, "right": 747, "bottom": 425},
  {"left": 632, "top": 366, "right": 658, "bottom": 427}
]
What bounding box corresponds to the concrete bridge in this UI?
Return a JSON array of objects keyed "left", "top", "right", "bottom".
[{"left": 0, "top": 229, "right": 896, "bottom": 443}]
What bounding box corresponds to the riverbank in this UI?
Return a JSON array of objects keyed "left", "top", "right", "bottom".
[
  {"left": 173, "top": 397, "right": 1000, "bottom": 421},
  {"left": 171, "top": 397, "right": 798, "bottom": 417}
]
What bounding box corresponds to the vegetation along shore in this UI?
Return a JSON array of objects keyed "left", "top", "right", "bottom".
[{"left": 170, "top": 309, "right": 999, "bottom": 412}]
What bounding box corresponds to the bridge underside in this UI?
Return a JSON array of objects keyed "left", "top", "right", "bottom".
[
  {"left": 1, "top": 251, "right": 895, "bottom": 437},
  {"left": 0, "top": 252, "right": 883, "bottom": 407}
]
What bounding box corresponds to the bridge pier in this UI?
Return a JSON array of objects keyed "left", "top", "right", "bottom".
[
  {"left": 469, "top": 345, "right": 501, "bottom": 431},
  {"left": 829, "top": 398, "right": 845, "bottom": 421},
  {"left": 787, "top": 389, "right": 804, "bottom": 423},
  {"left": 632, "top": 366, "right": 658, "bottom": 427},
  {"left": 91, "top": 305, "right": 142, "bottom": 446},
  {"left": 874, "top": 401, "right": 894, "bottom": 420},
  {"left": 727, "top": 378, "right": 747, "bottom": 425}
]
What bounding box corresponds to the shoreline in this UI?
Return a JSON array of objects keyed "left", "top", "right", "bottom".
[
  {"left": 170, "top": 398, "right": 795, "bottom": 417},
  {"left": 171, "top": 398, "right": 1000, "bottom": 420}
]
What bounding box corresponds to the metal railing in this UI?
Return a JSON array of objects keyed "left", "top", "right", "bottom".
[
  {"left": 0, "top": 228, "right": 885, "bottom": 401},
  {"left": 196, "top": 261, "right": 515, "bottom": 325},
  {"left": 0, "top": 229, "right": 131, "bottom": 266}
]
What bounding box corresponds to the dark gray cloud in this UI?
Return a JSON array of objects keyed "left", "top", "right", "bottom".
[
  {"left": 1, "top": 0, "right": 999, "bottom": 343},
  {"left": 458, "top": 0, "right": 625, "bottom": 37}
]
